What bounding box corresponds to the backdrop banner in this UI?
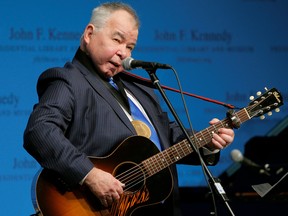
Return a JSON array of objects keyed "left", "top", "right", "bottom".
[{"left": 0, "top": 0, "right": 287, "bottom": 215}]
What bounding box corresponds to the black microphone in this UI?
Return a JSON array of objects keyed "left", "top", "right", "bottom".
[
  {"left": 231, "top": 149, "right": 270, "bottom": 176},
  {"left": 122, "top": 57, "right": 171, "bottom": 70}
]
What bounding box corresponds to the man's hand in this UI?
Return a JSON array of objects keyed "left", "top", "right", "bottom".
[
  {"left": 206, "top": 118, "right": 235, "bottom": 150},
  {"left": 84, "top": 167, "right": 125, "bottom": 207}
]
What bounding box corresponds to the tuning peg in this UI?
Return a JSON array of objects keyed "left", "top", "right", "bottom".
[
  {"left": 264, "top": 87, "right": 269, "bottom": 91},
  {"left": 260, "top": 115, "right": 265, "bottom": 120},
  {"left": 267, "top": 112, "right": 272, "bottom": 116},
  {"left": 275, "top": 108, "right": 280, "bottom": 113},
  {"left": 256, "top": 91, "right": 262, "bottom": 96},
  {"left": 249, "top": 96, "right": 254, "bottom": 101}
]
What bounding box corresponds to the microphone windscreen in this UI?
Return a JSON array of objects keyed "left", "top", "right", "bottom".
[
  {"left": 122, "top": 57, "right": 133, "bottom": 70},
  {"left": 231, "top": 149, "right": 244, "bottom": 162}
]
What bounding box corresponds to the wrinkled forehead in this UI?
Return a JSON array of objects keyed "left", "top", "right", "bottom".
[
  {"left": 106, "top": 10, "right": 139, "bottom": 41},
  {"left": 108, "top": 10, "right": 139, "bottom": 29}
]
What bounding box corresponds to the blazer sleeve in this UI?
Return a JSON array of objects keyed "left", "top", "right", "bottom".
[{"left": 23, "top": 66, "right": 94, "bottom": 187}]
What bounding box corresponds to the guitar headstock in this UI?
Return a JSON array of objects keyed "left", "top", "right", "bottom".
[{"left": 247, "top": 87, "right": 284, "bottom": 120}]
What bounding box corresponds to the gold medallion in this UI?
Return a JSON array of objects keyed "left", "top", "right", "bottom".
[{"left": 131, "top": 120, "right": 151, "bottom": 138}]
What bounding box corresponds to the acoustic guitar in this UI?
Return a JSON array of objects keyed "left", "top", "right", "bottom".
[{"left": 31, "top": 88, "right": 283, "bottom": 216}]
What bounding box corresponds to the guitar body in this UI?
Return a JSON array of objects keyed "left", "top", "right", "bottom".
[{"left": 33, "top": 136, "right": 174, "bottom": 216}]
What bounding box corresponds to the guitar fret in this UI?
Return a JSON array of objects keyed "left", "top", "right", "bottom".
[
  {"left": 162, "top": 150, "right": 170, "bottom": 167},
  {"left": 212, "top": 124, "right": 218, "bottom": 132},
  {"left": 198, "top": 131, "right": 207, "bottom": 144},
  {"left": 162, "top": 151, "right": 170, "bottom": 167},
  {"left": 234, "top": 112, "right": 241, "bottom": 125},
  {"left": 168, "top": 146, "right": 180, "bottom": 163},
  {"left": 171, "top": 147, "right": 180, "bottom": 162},
  {"left": 242, "top": 108, "right": 250, "bottom": 121},
  {"left": 239, "top": 109, "right": 247, "bottom": 122},
  {"left": 185, "top": 142, "right": 192, "bottom": 155},
  {"left": 219, "top": 120, "right": 226, "bottom": 128},
  {"left": 205, "top": 127, "right": 213, "bottom": 140},
  {"left": 155, "top": 154, "right": 165, "bottom": 172},
  {"left": 143, "top": 157, "right": 152, "bottom": 177},
  {"left": 175, "top": 141, "right": 185, "bottom": 159},
  {"left": 152, "top": 155, "right": 161, "bottom": 175}
]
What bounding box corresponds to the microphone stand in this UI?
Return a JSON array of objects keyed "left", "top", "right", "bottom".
[{"left": 145, "top": 68, "right": 235, "bottom": 216}]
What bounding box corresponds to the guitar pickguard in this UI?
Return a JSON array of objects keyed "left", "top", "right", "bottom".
[{"left": 111, "top": 185, "right": 150, "bottom": 216}]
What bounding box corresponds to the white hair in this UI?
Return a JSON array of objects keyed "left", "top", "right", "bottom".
[{"left": 89, "top": 2, "right": 140, "bottom": 31}]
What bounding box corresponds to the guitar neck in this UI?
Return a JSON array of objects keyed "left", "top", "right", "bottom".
[{"left": 142, "top": 108, "right": 250, "bottom": 177}]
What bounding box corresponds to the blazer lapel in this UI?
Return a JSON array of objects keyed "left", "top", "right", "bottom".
[{"left": 73, "top": 60, "right": 136, "bottom": 134}]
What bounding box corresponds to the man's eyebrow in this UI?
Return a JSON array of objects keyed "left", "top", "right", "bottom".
[
  {"left": 114, "top": 31, "right": 136, "bottom": 46},
  {"left": 113, "top": 31, "right": 125, "bottom": 40}
]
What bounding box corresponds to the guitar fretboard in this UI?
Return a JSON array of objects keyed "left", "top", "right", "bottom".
[{"left": 142, "top": 108, "right": 251, "bottom": 177}]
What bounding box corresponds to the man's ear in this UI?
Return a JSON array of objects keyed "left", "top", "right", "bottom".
[{"left": 83, "top": 24, "right": 94, "bottom": 44}]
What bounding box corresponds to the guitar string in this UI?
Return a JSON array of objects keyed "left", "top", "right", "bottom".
[
  {"left": 114, "top": 101, "right": 264, "bottom": 192},
  {"left": 114, "top": 121, "right": 227, "bottom": 192},
  {"left": 111, "top": 96, "right": 276, "bottom": 213},
  {"left": 115, "top": 116, "right": 241, "bottom": 192},
  {"left": 116, "top": 121, "right": 238, "bottom": 192},
  {"left": 114, "top": 140, "right": 192, "bottom": 192}
]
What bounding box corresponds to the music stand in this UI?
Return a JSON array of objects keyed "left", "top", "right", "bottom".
[{"left": 252, "top": 171, "right": 288, "bottom": 198}]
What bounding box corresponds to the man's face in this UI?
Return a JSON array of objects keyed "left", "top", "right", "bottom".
[{"left": 84, "top": 10, "right": 138, "bottom": 78}]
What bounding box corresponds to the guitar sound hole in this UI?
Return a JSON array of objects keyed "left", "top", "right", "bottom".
[{"left": 113, "top": 162, "right": 145, "bottom": 193}]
